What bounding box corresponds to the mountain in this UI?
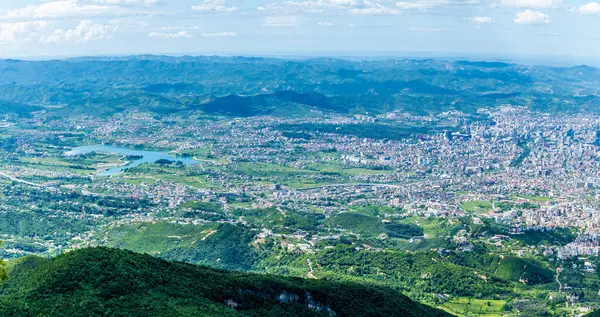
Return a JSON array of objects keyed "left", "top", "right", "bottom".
[
  {"left": 2, "top": 56, "right": 600, "bottom": 118},
  {"left": 0, "top": 100, "right": 41, "bottom": 117},
  {"left": 200, "top": 91, "right": 335, "bottom": 117},
  {"left": 0, "top": 247, "right": 452, "bottom": 317}
]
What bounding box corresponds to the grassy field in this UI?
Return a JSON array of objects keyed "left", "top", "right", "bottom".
[
  {"left": 15, "top": 159, "right": 94, "bottom": 176},
  {"left": 117, "top": 174, "right": 217, "bottom": 188},
  {"left": 512, "top": 194, "right": 552, "bottom": 202},
  {"left": 152, "top": 174, "right": 216, "bottom": 188},
  {"left": 117, "top": 176, "right": 157, "bottom": 185},
  {"left": 282, "top": 179, "right": 337, "bottom": 189},
  {"left": 440, "top": 297, "right": 506, "bottom": 317},
  {"left": 118, "top": 163, "right": 220, "bottom": 188},
  {"left": 306, "top": 163, "right": 394, "bottom": 175},
  {"left": 397, "top": 216, "right": 463, "bottom": 238},
  {"left": 19, "top": 153, "right": 126, "bottom": 176},
  {"left": 351, "top": 205, "right": 401, "bottom": 217},
  {"left": 21, "top": 157, "right": 78, "bottom": 167},
  {"left": 461, "top": 200, "right": 493, "bottom": 213},
  {"left": 235, "top": 162, "right": 312, "bottom": 177}
]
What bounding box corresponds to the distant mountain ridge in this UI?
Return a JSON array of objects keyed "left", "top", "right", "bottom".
[{"left": 1, "top": 55, "right": 600, "bottom": 117}]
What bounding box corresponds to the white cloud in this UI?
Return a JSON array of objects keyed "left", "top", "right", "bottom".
[
  {"left": 191, "top": 0, "right": 238, "bottom": 13},
  {"left": 317, "top": 21, "right": 334, "bottom": 26},
  {"left": 258, "top": 0, "right": 400, "bottom": 15},
  {"left": 201, "top": 31, "right": 237, "bottom": 36},
  {"left": 352, "top": 4, "right": 400, "bottom": 15},
  {"left": 579, "top": 2, "right": 600, "bottom": 14},
  {"left": 257, "top": 0, "right": 348, "bottom": 14},
  {"left": 513, "top": 9, "right": 550, "bottom": 24},
  {"left": 41, "top": 20, "right": 117, "bottom": 43},
  {"left": 92, "top": 0, "right": 161, "bottom": 5},
  {"left": 1, "top": 1, "right": 170, "bottom": 24},
  {"left": 434, "top": 0, "right": 480, "bottom": 4},
  {"left": 263, "top": 16, "right": 299, "bottom": 27},
  {"left": 328, "top": 0, "right": 361, "bottom": 5},
  {"left": 396, "top": 0, "right": 480, "bottom": 9},
  {"left": 0, "top": 21, "right": 48, "bottom": 43},
  {"left": 4, "top": 1, "right": 113, "bottom": 20},
  {"left": 148, "top": 31, "right": 193, "bottom": 39},
  {"left": 470, "top": 16, "right": 493, "bottom": 24},
  {"left": 500, "top": 0, "right": 561, "bottom": 8},
  {"left": 395, "top": 2, "right": 433, "bottom": 9},
  {"left": 396, "top": 0, "right": 479, "bottom": 10}
]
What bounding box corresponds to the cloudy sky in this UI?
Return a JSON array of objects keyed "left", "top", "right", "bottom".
[{"left": 0, "top": 0, "right": 600, "bottom": 60}]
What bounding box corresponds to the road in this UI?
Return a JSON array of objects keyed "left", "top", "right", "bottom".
[
  {"left": 296, "top": 183, "right": 402, "bottom": 191},
  {"left": 0, "top": 171, "right": 42, "bottom": 187},
  {"left": 556, "top": 267, "right": 563, "bottom": 292},
  {"left": 307, "top": 259, "right": 316, "bottom": 279}
]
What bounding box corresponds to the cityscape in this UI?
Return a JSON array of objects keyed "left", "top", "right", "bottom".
[
  {"left": 1, "top": 54, "right": 600, "bottom": 316},
  {"left": 0, "top": 95, "right": 600, "bottom": 315}
]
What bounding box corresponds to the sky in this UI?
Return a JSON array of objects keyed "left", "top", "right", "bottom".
[{"left": 1, "top": 0, "right": 600, "bottom": 62}]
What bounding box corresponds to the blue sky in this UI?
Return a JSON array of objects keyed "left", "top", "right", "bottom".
[{"left": 0, "top": 0, "right": 600, "bottom": 61}]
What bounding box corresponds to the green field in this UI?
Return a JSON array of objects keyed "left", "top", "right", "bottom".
[
  {"left": 306, "top": 163, "right": 394, "bottom": 175},
  {"left": 440, "top": 298, "right": 506, "bottom": 317},
  {"left": 282, "top": 179, "right": 337, "bottom": 189},
  {"left": 461, "top": 200, "right": 492, "bottom": 213},
  {"left": 512, "top": 195, "right": 553, "bottom": 202},
  {"left": 235, "top": 162, "right": 312, "bottom": 177},
  {"left": 397, "top": 217, "right": 463, "bottom": 238},
  {"left": 351, "top": 205, "right": 402, "bottom": 217}
]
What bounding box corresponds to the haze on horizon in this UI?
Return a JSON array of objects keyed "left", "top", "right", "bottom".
[{"left": 1, "top": 0, "right": 600, "bottom": 65}]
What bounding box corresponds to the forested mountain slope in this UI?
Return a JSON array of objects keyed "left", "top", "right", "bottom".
[{"left": 0, "top": 247, "right": 452, "bottom": 317}]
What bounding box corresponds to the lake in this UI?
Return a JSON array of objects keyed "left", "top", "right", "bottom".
[{"left": 65, "top": 145, "right": 199, "bottom": 176}]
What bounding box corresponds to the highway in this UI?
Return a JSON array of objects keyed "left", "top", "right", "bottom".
[{"left": 0, "top": 171, "right": 43, "bottom": 187}]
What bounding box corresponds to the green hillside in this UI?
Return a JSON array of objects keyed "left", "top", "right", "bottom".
[
  {"left": 2, "top": 56, "right": 600, "bottom": 118},
  {"left": 0, "top": 247, "right": 452, "bottom": 317}
]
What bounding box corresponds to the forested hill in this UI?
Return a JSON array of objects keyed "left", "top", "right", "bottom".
[
  {"left": 0, "top": 247, "right": 452, "bottom": 317},
  {"left": 2, "top": 56, "right": 600, "bottom": 117}
]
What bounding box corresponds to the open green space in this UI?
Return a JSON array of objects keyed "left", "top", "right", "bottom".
[
  {"left": 512, "top": 195, "right": 553, "bottom": 202},
  {"left": 461, "top": 200, "right": 493, "bottom": 213},
  {"left": 306, "top": 163, "right": 394, "bottom": 175},
  {"left": 439, "top": 298, "right": 506, "bottom": 317}
]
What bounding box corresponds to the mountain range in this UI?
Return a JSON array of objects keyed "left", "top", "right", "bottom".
[{"left": 1, "top": 56, "right": 600, "bottom": 118}]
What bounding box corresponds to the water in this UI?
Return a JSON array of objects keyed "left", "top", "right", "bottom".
[{"left": 65, "top": 145, "right": 199, "bottom": 176}]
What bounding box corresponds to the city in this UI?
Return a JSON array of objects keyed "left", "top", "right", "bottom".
[{"left": 0, "top": 100, "right": 600, "bottom": 315}]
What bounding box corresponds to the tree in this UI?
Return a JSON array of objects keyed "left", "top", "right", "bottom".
[
  {"left": 0, "top": 242, "right": 7, "bottom": 282},
  {"left": 155, "top": 159, "right": 174, "bottom": 165}
]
